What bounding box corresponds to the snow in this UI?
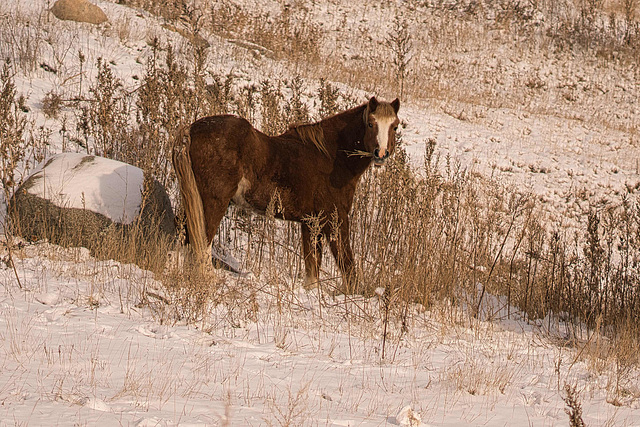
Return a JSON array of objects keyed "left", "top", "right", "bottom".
[
  {"left": 1, "top": 243, "right": 639, "bottom": 425},
  {"left": 1, "top": 0, "right": 640, "bottom": 425},
  {"left": 26, "top": 153, "right": 145, "bottom": 224},
  {"left": 400, "top": 104, "right": 640, "bottom": 225}
]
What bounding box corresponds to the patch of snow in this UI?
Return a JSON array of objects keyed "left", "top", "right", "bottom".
[
  {"left": 35, "top": 292, "right": 61, "bottom": 306},
  {"left": 26, "top": 153, "right": 144, "bottom": 224}
]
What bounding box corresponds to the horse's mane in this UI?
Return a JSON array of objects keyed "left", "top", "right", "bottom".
[
  {"left": 289, "top": 122, "right": 330, "bottom": 158},
  {"left": 363, "top": 100, "right": 396, "bottom": 125},
  {"left": 290, "top": 101, "right": 396, "bottom": 158}
]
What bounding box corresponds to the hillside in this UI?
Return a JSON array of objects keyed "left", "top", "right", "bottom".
[{"left": 1, "top": 0, "right": 640, "bottom": 425}]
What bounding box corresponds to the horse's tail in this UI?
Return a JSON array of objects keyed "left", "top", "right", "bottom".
[{"left": 172, "top": 126, "right": 209, "bottom": 262}]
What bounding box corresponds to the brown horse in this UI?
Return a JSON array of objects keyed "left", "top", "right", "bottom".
[{"left": 173, "top": 96, "right": 400, "bottom": 291}]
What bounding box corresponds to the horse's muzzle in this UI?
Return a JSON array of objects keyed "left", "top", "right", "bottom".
[{"left": 373, "top": 148, "right": 389, "bottom": 165}]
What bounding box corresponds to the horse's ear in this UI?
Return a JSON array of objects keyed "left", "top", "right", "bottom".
[
  {"left": 391, "top": 98, "right": 400, "bottom": 114},
  {"left": 368, "top": 96, "right": 379, "bottom": 113}
]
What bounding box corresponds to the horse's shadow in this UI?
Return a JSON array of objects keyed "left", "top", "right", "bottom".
[{"left": 211, "top": 246, "right": 248, "bottom": 276}]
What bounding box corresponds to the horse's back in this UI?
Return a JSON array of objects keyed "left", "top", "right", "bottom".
[
  {"left": 190, "top": 114, "right": 254, "bottom": 142},
  {"left": 189, "top": 114, "right": 262, "bottom": 163},
  {"left": 187, "top": 115, "right": 254, "bottom": 195}
]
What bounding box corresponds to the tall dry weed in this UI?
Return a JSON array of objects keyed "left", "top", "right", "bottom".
[{"left": 0, "top": 61, "right": 28, "bottom": 202}]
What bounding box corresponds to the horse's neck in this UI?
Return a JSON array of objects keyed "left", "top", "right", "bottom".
[
  {"left": 324, "top": 105, "right": 366, "bottom": 153},
  {"left": 324, "top": 105, "right": 372, "bottom": 182}
]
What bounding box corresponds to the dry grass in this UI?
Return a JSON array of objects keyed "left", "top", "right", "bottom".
[
  {"left": 443, "top": 357, "right": 515, "bottom": 396},
  {"left": 564, "top": 383, "right": 587, "bottom": 427},
  {"left": 0, "top": 61, "right": 28, "bottom": 202},
  {"left": 8, "top": 192, "right": 176, "bottom": 275},
  {"left": 0, "top": 3, "right": 47, "bottom": 74}
]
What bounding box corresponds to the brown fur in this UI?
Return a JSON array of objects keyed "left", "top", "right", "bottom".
[{"left": 172, "top": 97, "right": 400, "bottom": 291}]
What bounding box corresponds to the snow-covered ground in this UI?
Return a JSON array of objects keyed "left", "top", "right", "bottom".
[
  {"left": 2, "top": 243, "right": 639, "bottom": 426},
  {"left": 402, "top": 102, "right": 640, "bottom": 225},
  {"left": 2, "top": 0, "right": 640, "bottom": 425}
]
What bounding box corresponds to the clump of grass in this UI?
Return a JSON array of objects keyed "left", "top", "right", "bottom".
[
  {"left": 443, "top": 357, "right": 515, "bottom": 396},
  {"left": 41, "top": 90, "right": 63, "bottom": 119}
]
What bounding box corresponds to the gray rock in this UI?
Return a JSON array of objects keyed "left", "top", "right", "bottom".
[{"left": 8, "top": 153, "right": 176, "bottom": 266}]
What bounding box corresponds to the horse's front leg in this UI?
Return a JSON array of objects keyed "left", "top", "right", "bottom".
[
  {"left": 301, "top": 222, "right": 323, "bottom": 289},
  {"left": 327, "top": 218, "right": 359, "bottom": 294}
]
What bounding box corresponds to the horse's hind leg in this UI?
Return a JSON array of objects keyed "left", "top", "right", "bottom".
[
  {"left": 301, "top": 222, "right": 323, "bottom": 289},
  {"left": 195, "top": 175, "right": 238, "bottom": 252},
  {"left": 201, "top": 195, "right": 233, "bottom": 249}
]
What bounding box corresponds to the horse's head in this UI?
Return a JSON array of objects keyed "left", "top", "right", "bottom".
[{"left": 363, "top": 97, "right": 400, "bottom": 166}]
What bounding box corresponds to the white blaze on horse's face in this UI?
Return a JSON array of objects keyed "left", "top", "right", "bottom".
[
  {"left": 365, "top": 97, "right": 400, "bottom": 166},
  {"left": 374, "top": 114, "right": 397, "bottom": 159}
]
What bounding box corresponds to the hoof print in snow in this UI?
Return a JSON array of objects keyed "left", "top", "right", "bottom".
[
  {"left": 8, "top": 153, "right": 176, "bottom": 264},
  {"left": 50, "top": 0, "right": 108, "bottom": 25}
]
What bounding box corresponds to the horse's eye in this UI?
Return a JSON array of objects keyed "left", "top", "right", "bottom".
[
  {"left": 368, "top": 123, "right": 373, "bottom": 128},
  {"left": 394, "top": 126, "right": 398, "bottom": 131}
]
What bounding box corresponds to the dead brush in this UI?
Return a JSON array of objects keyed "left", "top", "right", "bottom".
[
  {"left": 442, "top": 356, "right": 515, "bottom": 396},
  {"left": 90, "top": 0, "right": 640, "bottom": 138},
  {"left": 212, "top": 1, "right": 322, "bottom": 63},
  {"left": 41, "top": 90, "right": 63, "bottom": 119},
  {"left": 343, "top": 130, "right": 640, "bottom": 369},
  {"left": 563, "top": 383, "right": 586, "bottom": 427},
  {"left": 350, "top": 141, "right": 483, "bottom": 309},
  {"left": 161, "top": 246, "right": 222, "bottom": 326},
  {"left": 260, "top": 80, "right": 287, "bottom": 136},
  {"left": 204, "top": 72, "right": 234, "bottom": 116},
  {"left": 87, "top": 57, "right": 129, "bottom": 159},
  {"left": 0, "top": 3, "right": 45, "bottom": 74},
  {"left": 316, "top": 78, "right": 342, "bottom": 119},
  {"left": 0, "top": 61, "right": 28, "bottom": 203},
  {"left": 133, "top": 40, "right": 201, "bottom": 188},
  {"left": 387, "top": 13, "right": 413, "bottom": 101},
  {"left": 235, "top": 84, "right": 259, "bottom": 124},
  {"left": 283, "top": 75, "right": 310, "bottom": 125}
]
